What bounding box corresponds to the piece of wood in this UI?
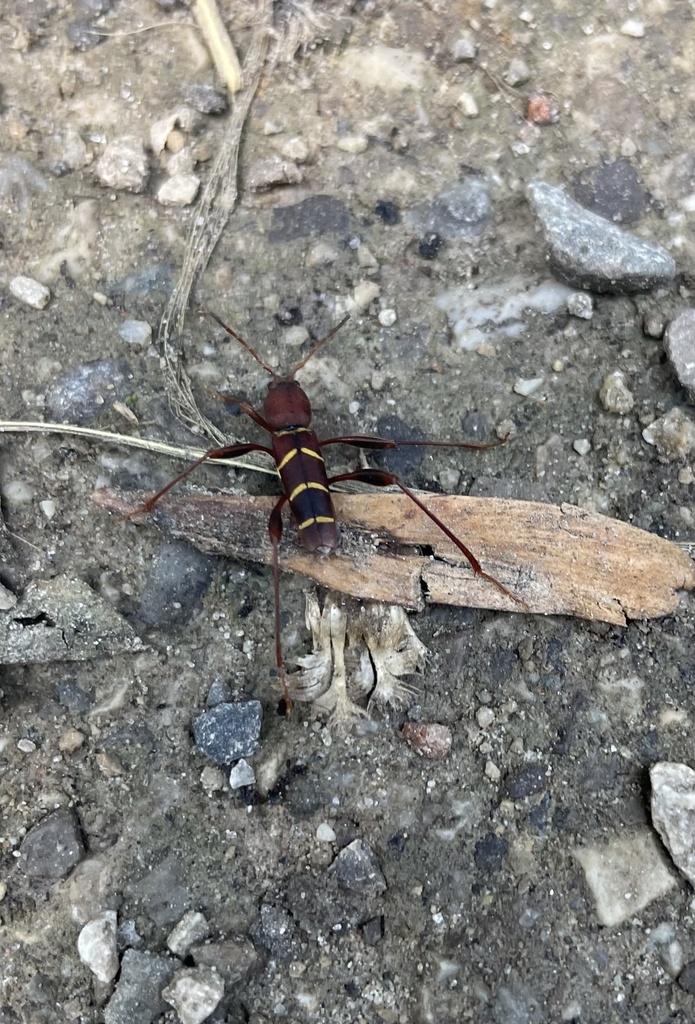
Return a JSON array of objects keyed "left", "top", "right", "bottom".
[{"left": 93, "top": 489, "right": 695, "bottom": 626}]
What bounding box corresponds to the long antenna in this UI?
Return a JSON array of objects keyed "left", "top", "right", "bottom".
[
  {"left": 203, "top": 308, "right": 278, "bottom": 378},
  {"left": 289, "top": 315, "right": 350, "bottom": 378}
]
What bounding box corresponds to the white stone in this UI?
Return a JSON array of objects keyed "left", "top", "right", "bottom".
[
  {"left": 378, "top": 308, "right": 397, "bottom": 327},
  {"left": 456, "top": 92, "right": 479, "bottom": 118},
  {"left": 77, "top": 911, "right": 119, "bottom": 983},
  {"left": 566, "top": 292, "right": 593, "bottom": 319},
  {"left": 316, "top": 822, "right": 336, "bottom": 843},
  {"left": 620, "top": 19, "right": 645, "bottom": 38},
  {"left": 167, "top": 911, "right": 211, "bottom": 957},
  {"left": 513, "top": 376, "right": 544, "bottom": 397},
  {"left": 157, "top": 173, "right": 200, "bottom": 207},
  {"left": 573, "top": 438, "right": 591, "bottom": 455},
  {"left": 229, "top": 758, "right": 255, "bottom": 789},
  {"left": 162, "top": 967, "right": 225, "bottom": 1024},
  {"left": 336, "top": 135, "right": 368, "bottom": 154},
  {"left": 10, "top": 275, "right": 51, "bottom": 309}
]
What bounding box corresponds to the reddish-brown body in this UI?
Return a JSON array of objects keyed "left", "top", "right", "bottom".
[{"left": 128, "top": 311, "right": 524, "bottom": 713}]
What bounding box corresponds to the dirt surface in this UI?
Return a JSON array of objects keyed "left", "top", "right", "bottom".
[{"left": 1, "top": 2, "right": 695, "bottom": 1022}]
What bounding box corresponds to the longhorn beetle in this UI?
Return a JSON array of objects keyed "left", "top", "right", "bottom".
[{"left": 126, "top": 312, "right": 524, "bottom": 711}]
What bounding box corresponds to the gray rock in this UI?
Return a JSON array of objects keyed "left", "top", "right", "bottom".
[
  {"left": 527, "top": 181, "right": 676, "bottom": 293},
  {"left": 642, "top": 407, "right": 695, "bottom": 461},
  {"left": 20, "top": 809, "right": 84, "bottom": 879},
  {"left": 334, "top": 839, "right": 387, "bottom": 895},
  {"left": 77, "top": 911, "right": 119, "bottom": 983},
  {"left": 650, "top": 761, "right": 695, "bottom": 887},
  {"left": 664, "top": 309, "right": 695, "bottom": 402},
  {"left": 192, "top": 701, "right": 263, "bottom": 764},
  {"left": 0, "top": 576, "right": 143, "bottom": 665},
  {"left": 104, "top": 950, "right": 177, "bottom": 1024},
  {"left": 250, "top": 903, "right": 298, "bottom": 962},
  {"left": 406, "top": 178, "right": 492, "bottom": 239}
]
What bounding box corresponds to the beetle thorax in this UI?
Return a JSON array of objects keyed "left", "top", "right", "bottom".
[{"left": 263, "top": 378, "right": 312, "bottom": 430}]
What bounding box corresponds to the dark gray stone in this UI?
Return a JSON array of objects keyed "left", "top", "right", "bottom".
[
  {"left": 474, "top": 834, "right": 509, "bottom": 873},
  {"left": 269, "top": 195, "right": 351, "bottom": 242},
  {"left": 250, "top": 904, "right": 298, "bottom": 962},
  {"left": 138, "top": 541, "right": 216, "bottom": 627},
  {"left": 193, "top": 701, "right": 263, "bottom": 764},
  {"left": 21, "top": 809, "right": 84, "bottom": 879},
  {"left": 527, "top": 181, "right": 676, "bottom": 294},
  {"left": 572, "top": 158, "right": 647, "bottom": 224},
  {"left": 334, "top": 839, "right": 387, "bottom": 895},
  {"left": 104, "top": 950, "right": 177, "bottom": 1024},
  {"left": 503, "top": 764, "right": 549, "bottom": 801}
]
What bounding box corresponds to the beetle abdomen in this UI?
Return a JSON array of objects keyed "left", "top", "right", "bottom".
[{"left": 272, "top": 427, "right": 339, "bottom": 555}]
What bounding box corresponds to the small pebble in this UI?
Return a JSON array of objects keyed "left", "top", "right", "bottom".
[
  {"left": 305, "top": 241, "right": 339, "bottom": 267},
  {"left": 599, "top": 370, "right": 634, "bottom": 414},
  {"left": 118, "top": 319, "right": 152, "bottom": 346},
  {"left": 10, "top": 275, "right": 51, "bottom": 309},
  {"left": 642, "top": 407, "right": 695, "bottom": 461},
  {"left": 573, "top": 438, "right": 591, "bottom": 455},
  {"left": 282, "top": 325, "right": 310, "bottom": 348},
  {"left": 552, "top": 359, "right": 564, "bottom": 372},
  {"left": 566, "top": 292, "right": 593, "bottom": 319},
  {"left": 95, "top": 136, "right": 149, "bottom": 192},
  {"left": 334, "top": 839, "right": 387, "bottom": 895},
  {"left": 316, "top": 823, "right": 336, "bottom": 843},
  {"left": 58, "top": 728, "right": 85, "bottom": 754},
  {"left": 78, "top": 911, "right": 119, "bottom": 984},
  {"left": 476, "top": 706, "right": 495, "bottom": 729},
  {"left": 401, "top": 722, "right": 452, "bottom": 759},
  {"left": 485, "top": 760, "right": 502, "bottom": 782},
  {"left": 193, "top": 701, "right": 263, "bottom": 765},
  {"left": 280, "top": 136, "right": 311, "bottom": 163},
  {"left": 229, "top": 758, "right": 256, "bottom": 789},
  {"left": 157, "top": 173, "right": 200, "bottom": 206},
  {"left": 456, "top": 92, "right": 479, "bottom": 117},
  {"left": 357, "top": 245, "right": 378, "bottom": 269},
  {"left": 643, "top": 310, "right": 666, "bottom": 339},
  {"left": 374, "top": 200, "right": 400, "bottom": 225},
  {"left": 185, "top": 83, "right": 227, "bottom": 114},
  {"left": 17, "top": 738, "right": 36, "bottom": 753},
  {"left": 513, "top": 376, "right": 544, "bottom": 397},
  {"left": 621, "top": 19, "right": 645, "bottom": 37},
  {"left": 39, "top": 499, "right": 56, "bottom": 519},
  {"left": 352, "top": 280, "right": 381, "bottom": 311},
  {"left": 200, "top": 766, "right": 226, "bottom": 793},
  {"left": 167, "top": 911, "right": 211, "bottom": 957},
  {"left": 378, "top": 308, "right": 397, "bottom": 327},
  {"left": 336, "top": 135, "right": 368, "bottom": 155},
  {"left": 162, "top": 967, "right": 224, "bottom": 1024},
  {"left": 246, "top": 157, "right": 302, "bottom": 189},
  {"left": 451, "top": 35, "right": 477, "bottom": 61}
]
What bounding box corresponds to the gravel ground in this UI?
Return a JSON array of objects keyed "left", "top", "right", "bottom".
[{"left": 1, "top": 2, "right": 695, "bottom": 1022}]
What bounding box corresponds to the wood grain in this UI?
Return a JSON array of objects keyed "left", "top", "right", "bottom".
[{"left": 93, "top": 489, "right": 695, "bottom": 626}]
